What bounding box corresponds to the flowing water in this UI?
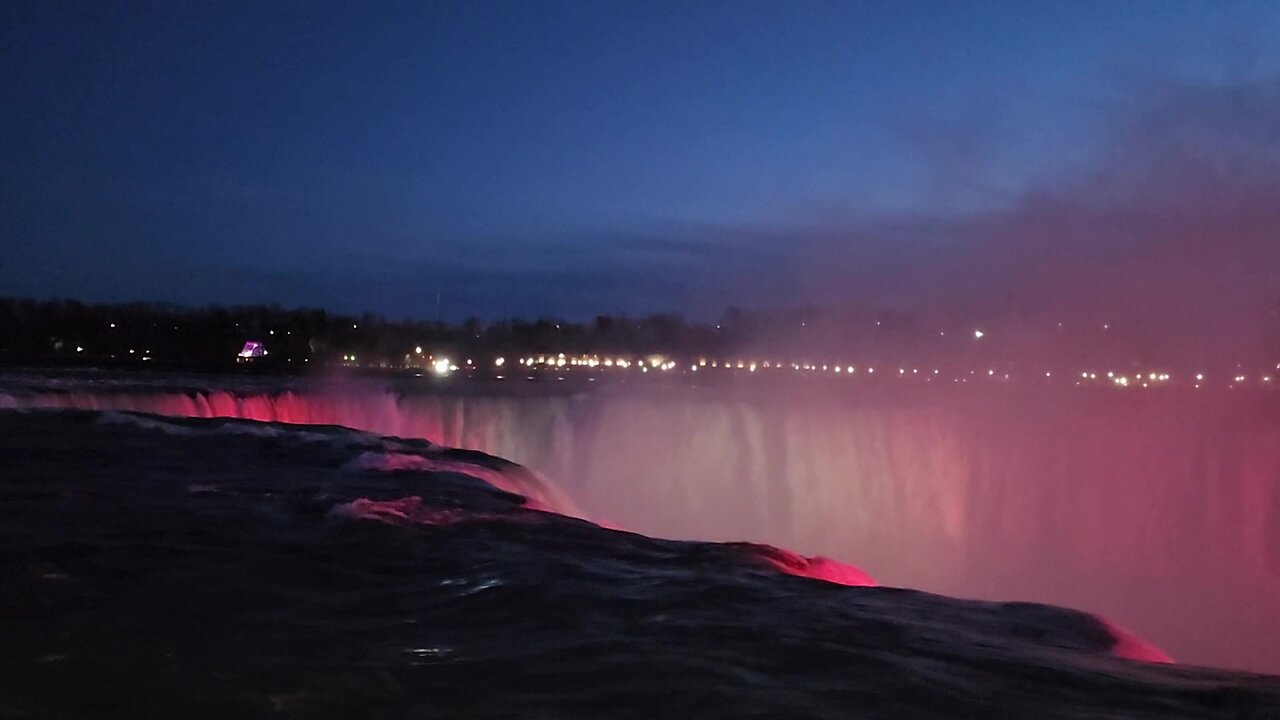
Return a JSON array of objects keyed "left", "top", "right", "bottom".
[{"left": 2, "top": 371, "right": 1278, "bottom": 678}]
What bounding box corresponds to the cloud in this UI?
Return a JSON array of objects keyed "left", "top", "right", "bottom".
[
  {"left": 686, "top": 72, "right": 1280, "bottom": 359},
  {"left": 73, "top": 67, "right": 1277, "bottom": 360}
]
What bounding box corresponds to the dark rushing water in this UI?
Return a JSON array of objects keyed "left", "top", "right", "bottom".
[
  {"left": 2, "top": 408, "right": 1279, "bottom": 718},
  {"left": 4, "top": 371, "right": 1278, "bottom": 674}
]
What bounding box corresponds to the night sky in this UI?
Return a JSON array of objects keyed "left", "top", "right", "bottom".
[{"left": 3, "top": 1, "right": 1279, "bottom": 326}]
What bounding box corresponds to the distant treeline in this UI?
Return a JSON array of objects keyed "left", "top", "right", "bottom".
[
  {"left": 0, "top": 297, "right": 734, "bottom": 371},
  {"left": 1, "top": 296, "right": 1268, "bottom": 372}
]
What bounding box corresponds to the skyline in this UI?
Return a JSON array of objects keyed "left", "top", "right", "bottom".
[
  {"left": 4, "top": 2, "right": 1280, "bottom": 332},
  {"left": 5, "top": 294, "right": 1277, "bottom": 371}
]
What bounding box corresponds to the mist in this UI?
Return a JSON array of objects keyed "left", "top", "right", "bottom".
[{"left": 701, "top": 72, "right": 1280, "bottom": 362}]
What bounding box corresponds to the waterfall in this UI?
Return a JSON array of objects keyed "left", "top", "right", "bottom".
[{"left": 4, "top": 381, "right": 1277, "bottom": 673}]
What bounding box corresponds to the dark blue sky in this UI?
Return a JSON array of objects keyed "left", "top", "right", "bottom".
[{"left": 3, "top": 1, "right": 1279, "bottom": 321}]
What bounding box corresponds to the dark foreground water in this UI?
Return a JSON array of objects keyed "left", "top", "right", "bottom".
[
  {"left": 5, "top": 371, "right": 1279, "bottom": 674},
  {"left": 2, "top": 409, "right": 1278, "bottom": 719}
]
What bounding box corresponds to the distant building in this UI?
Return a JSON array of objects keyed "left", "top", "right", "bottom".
[{"left": 237, "top": 341, "right": 267, "bottom": 362}]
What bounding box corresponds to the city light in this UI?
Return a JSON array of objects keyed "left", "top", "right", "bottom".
[{"left": 329, "top": 338, "right": 1277, "bottom": 394}]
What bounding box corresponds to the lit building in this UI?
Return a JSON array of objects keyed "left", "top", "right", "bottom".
[{"left": 236, "top": 341, "right": 267, "bottom": 362}]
